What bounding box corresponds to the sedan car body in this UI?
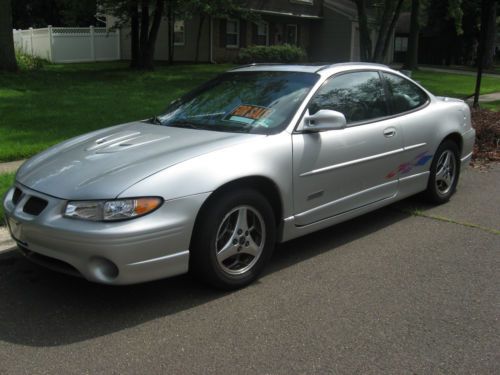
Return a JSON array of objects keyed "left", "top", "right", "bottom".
[{"left": 3, "top": 63, "right": 475, "bottom": 288}]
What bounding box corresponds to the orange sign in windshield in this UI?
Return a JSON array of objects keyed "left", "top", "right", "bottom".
[{"left": 229, "top": 105, "right": 273, "bottom": 121}]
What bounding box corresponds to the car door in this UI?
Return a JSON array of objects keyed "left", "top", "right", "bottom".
[
  {"left": 380, "top": 72, "right": 437, "bottom": 192},
  {"left": 292, "top": 70, "right": 405, "bottom": 226}
]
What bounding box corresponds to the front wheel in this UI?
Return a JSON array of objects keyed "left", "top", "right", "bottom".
[
  {"left": 190, "top": 189, "right": 276, "bottom": 290},
  {"left": 425, "top": 140, "right": 460, "bottom": 204}
]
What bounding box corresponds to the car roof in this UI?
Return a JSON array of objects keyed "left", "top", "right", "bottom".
[{"left": 229, "top": 62, "right": 392, "bottom": 76}]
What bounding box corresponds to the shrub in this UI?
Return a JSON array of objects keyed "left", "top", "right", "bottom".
[
  {"left": 15, "top": 49, "right": 48, "bottom": 71},
  {"left": 237, "top": 44, "right": 307, "bottom": 64}
]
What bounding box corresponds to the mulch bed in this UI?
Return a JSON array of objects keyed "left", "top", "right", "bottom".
[{"left": 471, "top": 107, "right": 500, "bottom": 167}]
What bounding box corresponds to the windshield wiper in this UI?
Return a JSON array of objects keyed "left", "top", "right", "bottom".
[
  {"left": 168, "top": 120, "right": 203, "bottom": 129},
  {"left": 148, "top": 116, "right": 163, "bottom": 125}
]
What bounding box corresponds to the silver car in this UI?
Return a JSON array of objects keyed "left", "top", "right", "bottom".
[{"left": 3, "top": 63, "right": 475, "bottom": 289}]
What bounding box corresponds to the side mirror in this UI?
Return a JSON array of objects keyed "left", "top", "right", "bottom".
[{"left": 303, "top": 109, "right": 347, "bottom": 132}]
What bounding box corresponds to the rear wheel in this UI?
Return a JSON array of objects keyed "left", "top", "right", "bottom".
[
  {"left": 190, "top": 189, "right": 276, "bottom": 289},
  {"left": 425, "top": 140, "right": 460, "bottom": 204}
]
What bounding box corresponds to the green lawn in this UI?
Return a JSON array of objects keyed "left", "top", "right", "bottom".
[
  {"left": 482, "top": 100, "right": 500, "bottom": 112},
  {"left": 0, "top": 62, "right": 231, "bottom": 162},
  {"left": 0, "top": 173, "right": 15, "bottom": 224},
  {"left": 412, "top": 70, "right": 500, "bottom": 98},
  {"left": 1, "top": 62, "right": 499, "bottom": 162}
]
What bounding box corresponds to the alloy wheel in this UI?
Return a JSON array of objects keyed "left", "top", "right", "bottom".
[{"left": 215, "top": 205, "right": 266, "bottom": 276}]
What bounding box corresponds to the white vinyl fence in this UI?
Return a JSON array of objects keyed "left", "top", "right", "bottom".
[{"left": 13, "top": 26, "right": 121, "bottom": 63}]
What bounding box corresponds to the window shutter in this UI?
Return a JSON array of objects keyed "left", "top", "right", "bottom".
[
  {"left": 219, "top": 19, "right": 227, "bottom": 47},
  {"left": 240, "top": 20, "right": 247, "bottom": 48},
  {"left": 251, "top": 23, "right": 258, "bottom": 45},
  {"left": 269, "top": 23, "right": 276, "bottom": 45}
]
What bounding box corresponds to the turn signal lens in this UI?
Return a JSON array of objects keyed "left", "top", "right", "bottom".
[{"left": 134, "top": 198, "right": 162, "bottom": 215}]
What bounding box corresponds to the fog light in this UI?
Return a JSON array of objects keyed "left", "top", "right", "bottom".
[{"left": 89, "top": 257, "right": 119, "bottom": 281}]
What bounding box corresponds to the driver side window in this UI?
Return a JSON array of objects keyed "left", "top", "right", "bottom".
[{"left": 309, "top": 71, "right": 388, "bottom": 124}]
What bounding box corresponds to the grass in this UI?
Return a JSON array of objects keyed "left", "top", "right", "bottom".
[
  {"left": 0, "top": 62, "right": 231, "bottom": 162},
  {"left": 412, "top": 70, "right": 500, "bottom": 99},
  {"left": 481, "top": 100, "right": 500, "bottom": 112},
  {"left": 0, "top": 62, "right": 499, "bottom": 162},
  {"left": 0, "top": 173, "right": 15, "bottom": 225}
]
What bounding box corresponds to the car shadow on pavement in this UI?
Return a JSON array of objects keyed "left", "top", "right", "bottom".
[{"left": 0, "top": 207, "right": 410, "bottom": 347}]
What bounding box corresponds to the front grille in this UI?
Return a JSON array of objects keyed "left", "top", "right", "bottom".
[
  {"left": 23, "top": 197, "right": 48, "bottom": 216},
  {"left": 18, "top": 246, "right": 82, "bottom": 278},
  {"left": 12, "top": 188, "right": 22, "bottom": 205}
]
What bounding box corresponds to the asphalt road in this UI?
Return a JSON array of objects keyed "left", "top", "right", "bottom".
[{"left": 0, "top": 166, "right": 498, "bottom": 374}]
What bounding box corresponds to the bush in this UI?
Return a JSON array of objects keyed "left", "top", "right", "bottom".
[
  {"left": 237, "top": 44, "right": 307, "bottom": 64},
  {"left": 15, "top": 49, "right": 48, "bottom": 71}
]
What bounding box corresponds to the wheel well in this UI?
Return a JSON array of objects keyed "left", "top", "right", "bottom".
[
  {"left": 442, "top": 133, "right": 463, "bottom": 155},
  {"left": 196, "top": 176, "right": 283, "bottom": 228}
]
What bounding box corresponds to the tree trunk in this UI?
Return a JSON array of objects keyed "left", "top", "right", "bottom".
[
  {"left": 403, "top": 0, "right": 420, "bottom": 70},
  {"left": 167, "top": 1, "right": 174, "bottom": 65},
  {"left": 0, "top": 0, "right": 18, "bottom": 71},
  {"left": 354, "top": 0, "right": 372, "bottom": 62},
  {"left": 195, "top": 15, "right": 206, "bottom": 63},
  {"left": 373, "top": 0, "right": 396, "bottom": 62},
  {"left": 473, "top": 0, "right": 494, "bottom": 108},
  {"left": 381, "top": 0, "right": 404, "bottom": 63},
  {"left": 129, "top": 0, "right": 140, "bottom": 68},
  {"left": 142, "top": 0, "right": 164, "bottom": 70},
  {"left": 482, "top": 0, "right": 496, "bottom": 69},
  {"left": 138, "top": 0, "right": 150, "bottom": 68}
]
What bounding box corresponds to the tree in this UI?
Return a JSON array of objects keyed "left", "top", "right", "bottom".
[
  {"left": 100, "top": 0, "right": 165, "bottom": 69},
  {"left": 0, "top": 0, "right": 18, "bottom": 72},
  {"left": 354, "top": 0, "right": 405, "bottom": 63},
  {"left": 473, "top": 0, "right": 497, "bottom": 108},
  {"left": 12, "top": 0, "right": 97, "bottom": 28},
  {"left": 183, "top": 0, "right": 254, "bottom": 63},
  {"left": 353, "top": 0, "right": 373, "bottom": 61},
  {"left": 481, "top": 0, "right": 497, "bottom": 68},
  {"left": 403, "top": 0, "right": 421, "bottom": 70}
]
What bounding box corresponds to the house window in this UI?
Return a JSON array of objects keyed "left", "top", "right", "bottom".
[
  {"left": 255, "top": 22, "right": 269, "bottom": 46},
  {"left": 394, "top": 36, "right": 408, "bottom": 52},
  {"left": 285, "top": 24, "right": 298, "bottom": 45},
  {"left": 226, "top": 19, "right": 240, "bottom": 48},
  {"left": 174, "top": 20, "right": 185, "bottom": 46}
]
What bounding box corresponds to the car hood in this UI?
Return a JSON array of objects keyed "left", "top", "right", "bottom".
[{"left": 16, "top": 121, "right": 263, "bottom": 199}]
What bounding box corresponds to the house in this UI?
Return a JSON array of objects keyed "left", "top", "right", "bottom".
[{"left": 106, "top": 0, "right": 364, "bottom": 63}]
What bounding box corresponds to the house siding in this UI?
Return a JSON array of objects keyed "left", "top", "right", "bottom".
[
  {"left": 109, "top": 1, "right": 366, "bottom": 64},
  {"left": 310, "top": 6, "right": 353, "bottom": 62},
  {"left": 113, "top": 15, "right": 211, "bottom": 62},
  {"left": 212, "top": 16, "right": 314, "bottom": 62}
]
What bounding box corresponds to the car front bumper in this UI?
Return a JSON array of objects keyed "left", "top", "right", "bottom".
[{"left": 3, "top": 183, "right": 210, "bottom": 285}]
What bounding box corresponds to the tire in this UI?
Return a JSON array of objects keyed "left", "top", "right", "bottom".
[
  {"left": 425, "top": 140, "right": 460, "bottom": 204},
  {"left": 190, "top": 189, "right": 276, "bottom": 290}
]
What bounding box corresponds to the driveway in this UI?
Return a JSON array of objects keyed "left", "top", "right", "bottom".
[{"left": 0, "top": 165, "right": 498, "bottom": 374}]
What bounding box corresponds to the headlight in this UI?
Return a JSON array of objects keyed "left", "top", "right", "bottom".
[{"left": 65, "top": 197, "right": 162, "bottom": 221}]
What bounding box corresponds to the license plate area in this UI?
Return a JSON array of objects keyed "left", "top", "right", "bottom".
[{"left": 6, "top": 216, "right": 23, "bottom": 244}]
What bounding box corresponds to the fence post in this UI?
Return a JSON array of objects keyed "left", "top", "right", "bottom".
[
  {"left": 48, "top": 25, "right": 53, "bottom": 62},
  {"left": 29, "top": 27, "right": 34, "bottom": 56},
  {"left": 116, "top": 28, "right": 121, "bottom": 60},
  {"left": 90, "top": 25, "right": 95, "bottom": 61}
]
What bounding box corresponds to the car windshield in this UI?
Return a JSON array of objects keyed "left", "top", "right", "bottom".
[{"left": 153, "top": 71, "right": 320, "bottom": 134}]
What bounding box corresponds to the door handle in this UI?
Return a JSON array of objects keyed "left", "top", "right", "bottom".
[{"left": 383, "top": 127, "right": 396, "bottom": 138}]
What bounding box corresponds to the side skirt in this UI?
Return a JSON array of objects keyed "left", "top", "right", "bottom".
[{"left": 279, "top": 171, "right": 430, "bottom": 243}]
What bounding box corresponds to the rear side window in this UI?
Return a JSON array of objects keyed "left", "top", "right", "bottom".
[
  {"left": 382, "top": 72, "right": 428, "bottom": 114},
  {"left": 309, "top": 71, "right": 388, "bottom": 124}
]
